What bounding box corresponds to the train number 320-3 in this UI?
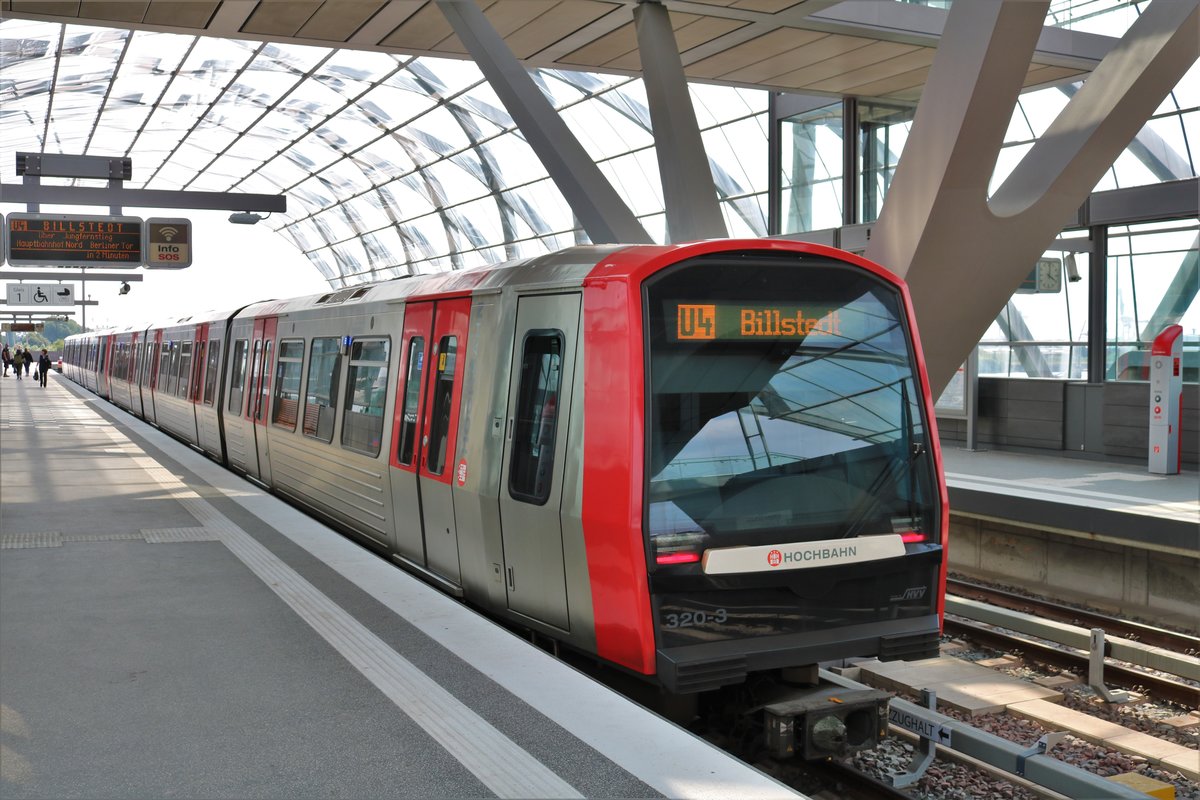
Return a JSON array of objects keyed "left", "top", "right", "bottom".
[{"left": 664, "top": 609, "right": 728, "bottom": 628}]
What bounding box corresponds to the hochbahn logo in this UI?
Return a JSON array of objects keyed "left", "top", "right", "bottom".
[{"left": 767, "top": 545, "right": 858, "bottom": 567}]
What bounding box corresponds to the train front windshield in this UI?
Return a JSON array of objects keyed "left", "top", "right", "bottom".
[{"left": 645, "top": 253, "right": 940, "bottom": 564}]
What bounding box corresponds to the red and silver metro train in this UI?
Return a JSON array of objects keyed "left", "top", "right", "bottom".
[{"left": 64, "top": 239, "right": 948, "bottom": 694}]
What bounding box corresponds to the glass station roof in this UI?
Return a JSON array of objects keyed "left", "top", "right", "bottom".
[
  {"left": 0, "top": 18, "right": 768, "bottom": 287},
  {"left": 1, "top": 6, "right": 1193, "bottom": 291}
]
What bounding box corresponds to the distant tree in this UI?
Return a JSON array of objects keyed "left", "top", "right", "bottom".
[
  {"left": 23, "top": 332, "right": 51, "bottom": 349},
  {"left": 42, "top": 319, "right": 82, "bottom": 342}
]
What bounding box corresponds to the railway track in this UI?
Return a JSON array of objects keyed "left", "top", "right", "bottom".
[
  {"left": 943, "top": 616, "right": 1200, "bottom": 708},
  {"left": 947, "top": 577, "right": 1199, "bottom": 655}
]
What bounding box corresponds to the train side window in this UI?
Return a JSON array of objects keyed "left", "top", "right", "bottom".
[
  {"left": 177, "top": 341, "right": 193, "bottom": 398},
  {"left": 509, "top": 332, "right": 563, "bottom": 505},
  {"left": 147, "top": 342, "right": 159, "bottom": 387},
  {"left": 157, "top": 340, "right": 171, "bottom": 391},
  {"left": 272, "top": 339, "right": 304, "bottom": 430},
  {"left": 425, "top": 335, "right": 458, "bottom": 475},
  {"left": 203, "top": 340, "right": 221, "bottom": 405},
  {"left": 396, "top": 337, "right": 425, "bottom": 466},
  {"left": 341, "top": 338, "right": 390, "bottom": 456},
  {"left": 228, "top": 339, "right": 249, "bottom": 414},
  {"left": 303, "top": 337, "right": 341, "bottom": 442}
]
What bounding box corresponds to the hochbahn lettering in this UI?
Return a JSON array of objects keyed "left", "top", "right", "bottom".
[{"left": 6, "top": 213, "right": 142, "bottom": 267}]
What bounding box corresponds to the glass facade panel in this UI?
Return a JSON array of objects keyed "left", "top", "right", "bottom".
[
  {"left": 1107, "top": 220, "right": 1199, "bottom": 382},
  {"left": 859, "top": 102, "right": 914, "bottom": 224},
  {"left": 780, "top": 103, "right": 844, "bottom": 234}
]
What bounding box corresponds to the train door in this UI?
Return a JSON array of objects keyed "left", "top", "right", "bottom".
[
  {"left": 191, "top": 324, "right": 209, "bottom": 404},
  {"left": 99, "top": 335, "right": 114, "bottom": 399},
  {"left": 498, "top": 293, "right": 580, "bottom": 631},
  {"left": 245, "top": 317, "right": 277, "bottom": 484},
  {"left": 145, "top": 330, "right": 163, "bottom": 422},
  {"left": 388, "top": 298, "right": 470, "bottom": 586},
  {"left": 129, "top": 331, "right": 142, "bottom": 416}
]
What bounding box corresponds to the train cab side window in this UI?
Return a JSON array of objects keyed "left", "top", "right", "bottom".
[
  {"left": 303, "top": 337, "right": 341, "bottom": 442},
  {"left": 177, "top": 341, "right": 193, "bottom": 398},
  {"left": 341, "top": 338, "right": 390, "bottom": 456},
  {"left": 509, "top": 332, "right": 563, "bottom": 505},
  {"left": 228, "top": 339, "right": 249, "bottom": 414},
  {"left": 272, "top": 339, "right": 304, "bottom": 430},
  {"left": 425, "top": 336, "right": 457, "bottom": 475},
  {"left": 396, "top": 336, "right": 425, "bottom": 466},
  {"left": 203, "top": 341, "right": 221, "bottom": 405}
]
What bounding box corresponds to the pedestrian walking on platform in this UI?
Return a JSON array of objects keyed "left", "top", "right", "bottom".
[
  {"left": 23, "top": 347, "right": 32, "bottom": 377},
  {"left": 11, "top": 347, "right": 24, "bottom": 380},
  {"left": 1, "top": 344, "right": 10, "bottom": 376},
  {"left": 37, "top": 349, "right": 51, "bottom": 388}
]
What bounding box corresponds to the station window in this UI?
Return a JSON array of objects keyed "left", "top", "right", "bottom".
[
  {"left": 303, "top": 337, "right": 341, "bottom": 442},
  {"left": 509, "top": 332, "right": 564, "bottom": 505},
  {"left": 177, "top": 341, "right": 193, "bottom": 398},
  {"left": 396, "top": 337, "right": 425, "bottom": 466},
  {"left": 341, "top": 338, "right": 390, "bottom": 456},
  {"left": 228, "top": 339, "right": 249, "bottom": 414},
  {"left": 272, "top": 339, "right": 304, "bottom": 430},
  {"left": 425, "top": 336, "right": 458, "bottom": 476},
  {"left": 203, "top": 340, "right": 221, "bottom": 406}
]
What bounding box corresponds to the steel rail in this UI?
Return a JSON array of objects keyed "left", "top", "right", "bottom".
[
  {"left": 947, "top": 577, "right": 1199, "bottom": 654},
  {"left": 943, "top": 617, "right": 1200, "bottom": 708}
]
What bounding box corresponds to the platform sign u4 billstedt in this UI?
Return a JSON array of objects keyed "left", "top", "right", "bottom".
[{"left": 144, "top": 217, "right": 192, "bottom": 269}]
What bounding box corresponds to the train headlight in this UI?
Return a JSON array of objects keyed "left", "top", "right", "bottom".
[{"left": 652, "top": 531, "right": 705, "bottom": 566}]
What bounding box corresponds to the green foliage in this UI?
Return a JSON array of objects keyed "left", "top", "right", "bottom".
[
  {"left": 5, "top": 319, "right": 79, "bottom": 353},
  {"left": 41, "top": 318, "right": 82, "bottom": 343}
]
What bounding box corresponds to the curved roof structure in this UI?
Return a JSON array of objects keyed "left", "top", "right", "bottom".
[{"left": 0, "top": 2, "right": 1192, "bottom": 291}]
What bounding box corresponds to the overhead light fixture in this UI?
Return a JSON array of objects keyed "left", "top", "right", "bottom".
[
  {"left": 118, "top": 281, "right": 131, "bottom": 295},
  {"left": 228, "top": 211, "right": 269, "bottom": 225}
]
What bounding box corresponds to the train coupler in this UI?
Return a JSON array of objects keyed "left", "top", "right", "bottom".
[{"left": 763, "top": 685, "right": 891, "bottom": 760}]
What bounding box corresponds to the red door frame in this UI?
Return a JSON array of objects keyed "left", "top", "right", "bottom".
[
  {"left": 149, "top": 330, "right": 163, "bottom": 390},
  {"left": 246, "top": 317, "right": 278, "bottom": 425},
  {"left": 389, "top": 303, "right": 434, "bottom": 473},
  {"left": 388, "top": 298, "right": 471, "bottom": 484},
  {"left": 191, "top": 323, "right": 210, "bottom": 403}
]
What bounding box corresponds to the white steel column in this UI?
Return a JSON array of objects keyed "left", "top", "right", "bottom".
[
  {"left": 634, "top": 0, "right": 727, "bottom": 243},
  {"left": 865, "top": 0, "right": 1199, "bottom": 392},
  {"left": 436, "top": 0, "right": 651, "bottom": 245}
]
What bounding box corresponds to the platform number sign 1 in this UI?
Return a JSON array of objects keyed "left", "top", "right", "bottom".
[{"left": 144, "top": 218, "right": 192, "bottom": 269}]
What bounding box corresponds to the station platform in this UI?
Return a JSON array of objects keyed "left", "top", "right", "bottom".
[
  {"left": 939, "top": 445, "right": 1199, "bottom": 633},
  {"left": 940, "top": 446, "right": 1199, "bottom": 554},
  {"left": 0, "top": 372, "right": 800, "bottom": 800}
]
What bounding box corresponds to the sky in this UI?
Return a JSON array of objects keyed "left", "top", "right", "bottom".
[{"left": 1, "top": 205, "right": 331, "bottom": 331}]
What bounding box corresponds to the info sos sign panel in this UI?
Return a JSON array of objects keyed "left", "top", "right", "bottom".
[{"left": 143, "top": 217, "right": 192, "bottom": 269}]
